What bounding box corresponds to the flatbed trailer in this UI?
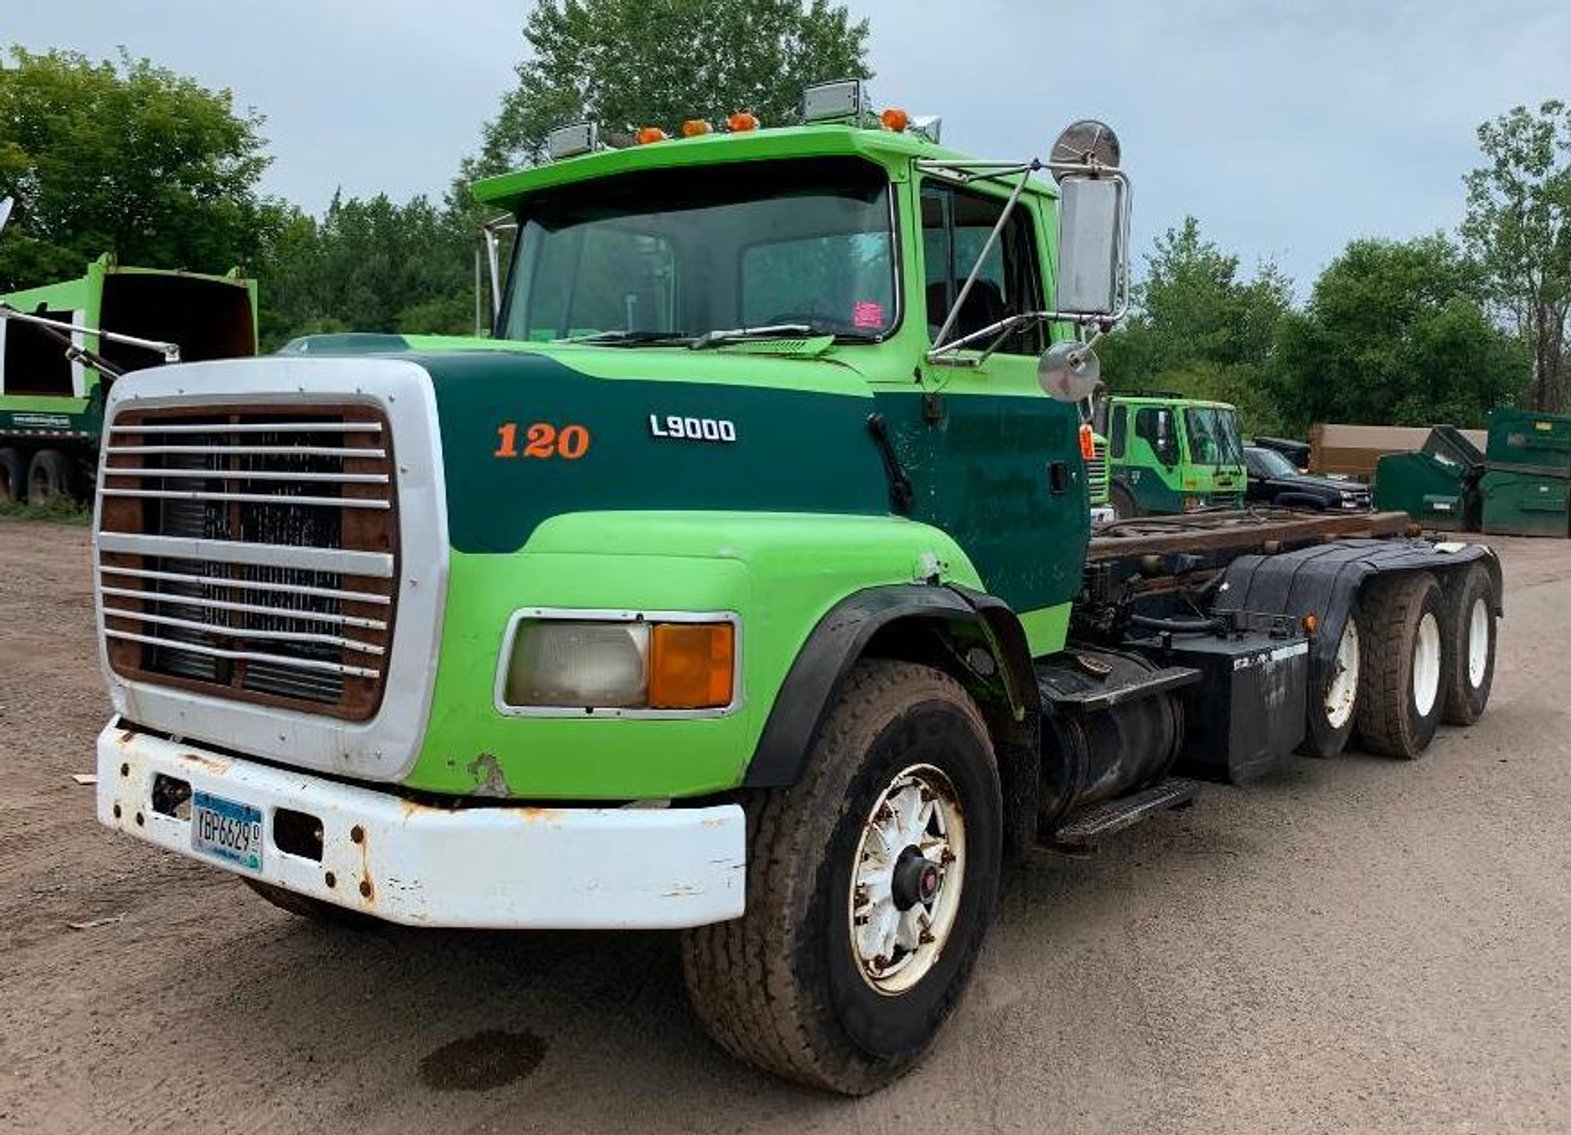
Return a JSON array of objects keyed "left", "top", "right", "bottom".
[{"left": 86, "top": 90, "right": 1504, "bottom": 1096}]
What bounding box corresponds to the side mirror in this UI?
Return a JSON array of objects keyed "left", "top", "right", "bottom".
[
  {"left": 0, "top": 197, "right": 13, "bottom": 241},
  {"left": 1055, "top": 177, "right": 1125, "bottom": 315},
  {"left": 1049, "top": 120, "right": 1129, "bottom": 318}
]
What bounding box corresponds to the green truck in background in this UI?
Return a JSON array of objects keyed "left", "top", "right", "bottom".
[
  {"left": 1097, "top": 392, "right": 1246, "bottom": 517},
  {"left": 87, "top": 82, "right": 1503, "bottom": 1095},
  {"left": 0, "top": 244, "right": 257, "bottom": 503}
]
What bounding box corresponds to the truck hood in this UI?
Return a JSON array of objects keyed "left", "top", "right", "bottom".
[{"left": 283, "top": 334, "right": 891, "bottom": 554}]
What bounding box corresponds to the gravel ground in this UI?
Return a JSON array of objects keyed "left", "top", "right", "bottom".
[{"left": 1, "top": 517, "right": 1568, "bottom": 1134}]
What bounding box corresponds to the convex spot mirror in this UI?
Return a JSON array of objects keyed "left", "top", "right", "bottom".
[{"left": 1037, "top": 340, "right": 1101, "bottom": 403}]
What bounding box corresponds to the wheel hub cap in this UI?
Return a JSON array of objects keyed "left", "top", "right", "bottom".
[{"left": 848, "top": 764, "right": 967, "bottom": 996}]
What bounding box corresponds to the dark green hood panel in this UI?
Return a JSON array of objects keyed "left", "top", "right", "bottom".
[{"left": 407, "top": 350, "right": 890, "bottom": 553}]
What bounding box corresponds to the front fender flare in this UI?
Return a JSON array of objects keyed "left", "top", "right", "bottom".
[{"left": 742, "top": 583, "right": 1039, "bottom": 788}]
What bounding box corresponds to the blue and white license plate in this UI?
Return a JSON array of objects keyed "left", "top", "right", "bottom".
[{"left": 190, "top": 791, "right": 264, "bottom": 873}]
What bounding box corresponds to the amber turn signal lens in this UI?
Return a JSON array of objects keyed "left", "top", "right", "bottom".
[
  {"left": 636, "top": 126, "right": 668, "bottom": 144},
  {"left": 680, "top": 118, "right": 713, "bottom": 137},
  {"left": 1303, "top": 614, "right": 1319, "bottom": 634},
  {"left": 881, "top": 107, "right": 910, "bottom": 132},
  {"left": 727, "top": 112, "right": 760, "bottom": 132},
  {"left": 1079, "top": 422, "right": 1096, "bottom": 461},
  {"left": 649, "top": 623, "right": 735, "bottom": 709}
]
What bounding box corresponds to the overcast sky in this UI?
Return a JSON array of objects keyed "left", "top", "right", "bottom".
[{"left": 7, "top": 1, "right": 1570, "bottom": 290}]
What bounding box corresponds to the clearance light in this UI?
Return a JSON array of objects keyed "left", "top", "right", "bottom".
[
  {"left": 1078, "top": 422, "right": 1096, "bottom": 461},
  {"left": 881, "top": 107, "right": 910, "bottom": 133},
  {"left": 727, "top": 112, "right": 761, "bottom": 132},
  {"left": 649, "top": 623, "right": 735, "bottom": 709},
  {"left": 1303, "top": 614, "right": 1320, "bottom": 634},
  {"left": 636, "top": 126, "right": 668, "bottom": 144},
  {"left": 680, "top": 119, "right": 713, "bottom": 137},
  {"left": 545, "top": 121, "right": 597, "bottom": 160},
  {"left": 803, "top": 78, "right": 865, "bottom": 123}
]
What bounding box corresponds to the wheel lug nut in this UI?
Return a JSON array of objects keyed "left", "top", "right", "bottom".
[
  {"left": 873, "top": 954, "right": 889, "bottom": 971},
  {"left": 919, "top": 929, "right": 935, "bottom": 945}
]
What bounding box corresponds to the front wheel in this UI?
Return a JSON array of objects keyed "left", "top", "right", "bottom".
[
  {"left": 682, "top": 660, "right": 1001, "bottom": 1095},
  {"left": 1110, "top": 483, "right": 1140, "bottom": 520}
]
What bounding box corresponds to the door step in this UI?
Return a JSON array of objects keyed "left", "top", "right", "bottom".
[{"left": 1048, "top": 778, "right": 1200, "bottom": 854}]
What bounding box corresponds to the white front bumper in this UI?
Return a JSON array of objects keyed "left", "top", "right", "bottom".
[{"left": 96, "top": 721, "right": 747, "bottom": 929}]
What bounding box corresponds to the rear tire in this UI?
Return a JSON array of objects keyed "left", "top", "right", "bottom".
[
  {"left": 681, "top": 660, "right": 1001, "bottom": 1095},
  {"left": 1300, "top": 610, "right": 1362, "bottom": 758},
  {"left": 1355, "top": 573, "right": 1448, "bottom": 759},
  {"left": 1440, "top": 563, "right": 1496, "bottom": 726},
  {"left": 26, "top": 448, "right": 75, "bottom": 507},
  {"left": 242, "top": 878, "right": 378, "bottom": 928},
  {"left": 0, "top": 447, "right": 24, "bottom": 503}
]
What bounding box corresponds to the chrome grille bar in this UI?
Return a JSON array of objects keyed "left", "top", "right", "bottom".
[
  {"left": 104, "top": 444, "right": 388, "bottom": 459},
  {"left": 101, "top": 606, "right": 386, "bottom": 655},
  {"left": 110, "top": 421, "right": 383, "bottom": 435},
  {"left": 97, "top": 564, "right": 392, "bottom": 606},
  {"left": 104, "top": 629, "right": 382, "bottom": 679},
  {"left": 100, "top": 586, "right": 389, "bottom": 631},
  {"left": 101, "top": 467, "right": 390, "bottom": 485},
  {"left": 98, "top": 532, "right": 394, "bottom": 578},
  {"left": 101, "top": 487, "right": 392, "bottom": 510}
]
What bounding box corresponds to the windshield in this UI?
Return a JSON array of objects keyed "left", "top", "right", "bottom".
[
  {"left": 500, "top": 157, "right": 896, "bottom": 344},
  {"left": 1249, "top": 447, "right": 1298, "bottom": 477},
  {"left": 1184, "top": 406, "right": 1244, "bottom": 467}
]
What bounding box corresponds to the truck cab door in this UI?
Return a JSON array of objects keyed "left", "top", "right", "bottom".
[{"left": 874, "top": 177, "right": 1086, "bottom": 625}]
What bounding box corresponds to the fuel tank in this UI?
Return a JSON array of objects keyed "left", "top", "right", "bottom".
[{"left": 1034, "top": 648, "right": 1187, "bottom": 831}]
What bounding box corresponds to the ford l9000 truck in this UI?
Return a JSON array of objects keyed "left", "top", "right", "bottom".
[{"left": 88, "top": 83, "right": 1500, "bottom": 1094}]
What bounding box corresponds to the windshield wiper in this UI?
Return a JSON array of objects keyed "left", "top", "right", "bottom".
[
  {"left": 553, "top": 330, "right": 693, "bottom": 346},
  {"left": 687, "top": 323, "right": 815, "bottom": 350}
]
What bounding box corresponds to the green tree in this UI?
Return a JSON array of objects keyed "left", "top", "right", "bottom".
[
  {"left": 257, "top": 192, "right": 476, "bottom": 349},
  {"left": 470, "top": 0, "right": 871, "bottom": 177},
  {"left": 1270, "top": 235, "right": 1527, "bottom": 431},
  {"left": 1461, "top": 101, "right": 1571, "bottom": 412},
  {"left": 0, "top": 47, "right": 274, "bottom": 290},
  {"left": 1099, "top": 217, "right": 1292, "bottom": 435}
]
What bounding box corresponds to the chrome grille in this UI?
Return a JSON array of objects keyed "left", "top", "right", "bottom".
[
  {"left": 96, "top": 408, "right": 397, "bottom": 720},
  {"left": 1086, "top": 440, "right": 1109, "bottom": 500}
]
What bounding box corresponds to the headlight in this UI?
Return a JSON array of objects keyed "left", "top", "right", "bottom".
[{"left": 500, "top": 617, "right": 736, "bottom": 711}]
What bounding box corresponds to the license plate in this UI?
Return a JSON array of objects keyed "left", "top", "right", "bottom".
[{"left": 190, "top": 791, "right": 264, "bottom": 873}]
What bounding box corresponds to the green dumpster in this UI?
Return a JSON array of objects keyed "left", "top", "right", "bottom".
[
  {"left": 1481, "top": 407, "right": 1571, "bottom": 537},
  {"left": 1374, "top": 425, "right": 1485, "bottom": 532}
]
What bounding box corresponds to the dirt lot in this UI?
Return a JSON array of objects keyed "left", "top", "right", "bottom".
[{"left": 1, "top": 517, "right": 1568, "bottom": 1134}]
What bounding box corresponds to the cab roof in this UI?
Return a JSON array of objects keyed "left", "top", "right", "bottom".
[{"left": 471, "top": 123, "right": 1055, "bottom": 209}]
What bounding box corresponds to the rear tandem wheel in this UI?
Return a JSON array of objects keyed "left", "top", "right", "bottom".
[{"left": 1355, "top": 572, "right": 1448, "bottom": 759}]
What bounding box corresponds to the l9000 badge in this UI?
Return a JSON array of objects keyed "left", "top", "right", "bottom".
[{"left": 649, "top": 414, "right": 737, "bottom": 442}]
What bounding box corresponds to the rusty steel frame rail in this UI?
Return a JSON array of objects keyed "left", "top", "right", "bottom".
[{"left": 1086, "top": 509, "right": 1414, "bottom": 562}]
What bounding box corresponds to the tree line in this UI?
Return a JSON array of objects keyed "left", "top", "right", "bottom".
[{"left": 1, "top": 8, "right": 1569, "bottom": 427}]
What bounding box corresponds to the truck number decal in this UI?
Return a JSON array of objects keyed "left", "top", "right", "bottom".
[
  {"left": 648, "top": 414, "right": 737, "bottom": 442},
  {"left": 494, "top": 422, "right": 591, "bottom": 460}
]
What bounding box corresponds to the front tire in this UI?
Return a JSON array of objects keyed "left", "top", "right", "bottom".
[
  {"left": 1110, "top": 483, "right": 1140, "bottom": 520},
  {"left": 1355, "top": 573, "right": 1448, "bottom": 759},
  {"left": 682, "top": 660, "right": 1001, "bottom": 1095},
  {"left": 242, "top": 878, "right": 378, "bottom": 928}
]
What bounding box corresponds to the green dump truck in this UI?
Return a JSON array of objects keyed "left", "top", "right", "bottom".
[
  {"left": 91, "top": 84, "right": 1503, "bottom": 1095},
  {"left": 1098, "top": 393, "right": 1247, "bottom": 517},
  {"left": 0, "top": 248, "right": 257, "bottom": 503}
]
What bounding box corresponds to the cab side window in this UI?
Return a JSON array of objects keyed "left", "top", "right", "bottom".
[
  {"left": 1110, "top": 404, "right": 1128, "bottom": 459},
  {"left": 921, "top": 184, "right": 1046, "bottom": 355}
]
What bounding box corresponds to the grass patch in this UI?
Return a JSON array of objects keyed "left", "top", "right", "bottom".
[{"left": 0, "top": 496, "right": 92, "bottom": 525}]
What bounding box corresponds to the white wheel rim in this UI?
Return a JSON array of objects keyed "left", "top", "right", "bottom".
[
  {"left": 1325, "top": 619, "right": 1360, "bottom": 729},
  {"left": 1467, "top": 598, "right": 1490, "bottom": 688},
  {"left": 848, "top": 764, "right": 966, "bottom": 996},
  {"left": 1413, "top": 612, "right": 1442, "bottom": 718}
]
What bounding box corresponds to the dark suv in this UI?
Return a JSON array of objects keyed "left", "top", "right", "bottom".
[{"left": 1244, "top": 445, "right": 1371, "bottom": 511}]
